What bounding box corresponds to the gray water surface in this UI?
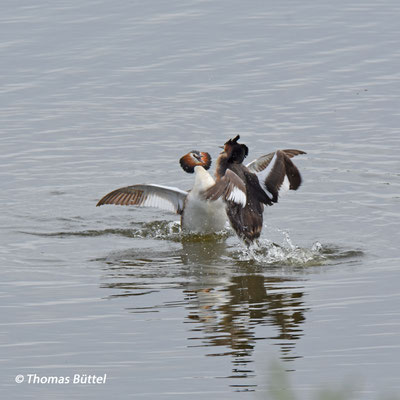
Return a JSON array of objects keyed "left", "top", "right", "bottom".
[{"left": 1, "top": 1, "right": 400, "bottom": 399}]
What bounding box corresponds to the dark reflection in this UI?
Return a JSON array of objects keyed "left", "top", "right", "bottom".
[
  {"left": 98, "top": 238, "right": 308, "bottom": 389},
  {"left": 184, "top": 273, "right": 306, "bottom": 377}
]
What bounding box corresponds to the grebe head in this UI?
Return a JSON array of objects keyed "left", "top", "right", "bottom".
[
  {"left": 222, "top": 135, "right": 248, "bottom": 164},
  {"left": 179, "top": 150, "right": 212, "bottom": 173}
]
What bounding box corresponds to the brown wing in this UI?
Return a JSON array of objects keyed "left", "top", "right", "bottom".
[
  {"left": 202, "top": 169, "right": 247, "bottom": 207},
  {"left": 253, "top": 150, "right": 305, "bottom": 202},
  {"left": 96, "top": 184, "right": 187, "bottom": 215},
  {"left": 246, "top": 149, "right": 306, "bottom": 173}
]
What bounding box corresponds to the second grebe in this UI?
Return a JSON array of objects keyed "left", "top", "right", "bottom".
[
  {"left": 203, "top": 135, "right": 306, "bottom": 244},
  {"left": 96, "top": 151, "right": 227, "bottom": 234}
]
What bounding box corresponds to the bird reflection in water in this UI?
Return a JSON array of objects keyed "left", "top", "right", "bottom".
[
  {"left": 99, "top": 238, "right": 308, "bottom": 387},
  {"left": 184, "top": 273, "right": 306, "bottom": 382}
]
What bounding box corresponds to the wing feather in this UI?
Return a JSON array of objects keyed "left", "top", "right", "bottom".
[
  {"left": 96, "top": 184, "right": 188, "bottom": 215},
  {"left": 246, "top": 152, "right": 275, "bottom": 173},
  {"left": 249, "top": 149, "right": 305, "bottom": 203},
  {"left": 202, "top": 169, "right": 247, "bottom": 207},
  {"left": 246, "top": 149, "right": 306, "bottom": 173}
]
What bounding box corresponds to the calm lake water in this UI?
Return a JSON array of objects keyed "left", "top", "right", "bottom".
[{"left": 1, "top": 1, "right": 400, "bottom": 399}]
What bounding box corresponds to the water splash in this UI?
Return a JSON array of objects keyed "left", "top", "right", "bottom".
[
  {"left": 138, "top": 220, "right": 182, "bottom": 240},
  {"left": 232, "top": 230, "right": 362, "bottom": 267},
  {"left": 235, "top": 240, "right": 325, "bottom": 266},
  {"left": 121, "top": 220, "right": 231, "bottom": 242},
  {"left": 23, "top": 220, "right": 362, "bottom": 268},
  {"left": 23, "top": 219, "right": 231, "bottom": 242}
]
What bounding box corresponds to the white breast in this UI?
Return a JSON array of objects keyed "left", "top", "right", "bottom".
[{"left": 181, "top": 166, "right": 227, "bottom": 234}]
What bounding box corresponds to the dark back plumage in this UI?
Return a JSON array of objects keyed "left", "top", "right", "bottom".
[
  {"left": 203, "top": 135, "right": 306, "bottom": 245},
  {"left": 226, "top": 162, "right": 270, "bottom": 244}
]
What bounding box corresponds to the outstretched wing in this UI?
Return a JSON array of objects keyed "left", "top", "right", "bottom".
[
  {"left": 246, "top": 149, "right": 306, "bottom": 173},
  {"left": 96, "top": 184, "right": 188, "bottom": 215},
  {"left": 202, "top": 169, "right": 247, "bottom": 207},
  {"left": 247, "top": 149, "right": 306, "bottom": 203}
]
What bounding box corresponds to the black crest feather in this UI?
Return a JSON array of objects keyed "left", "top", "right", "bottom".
[{"left": 225, "top": 135, "right": 248, "bottom": 163}]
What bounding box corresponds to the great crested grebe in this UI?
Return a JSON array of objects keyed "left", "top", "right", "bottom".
[
  {"left": 203, "top": 135, "right": 306, "bottom": 245},
  {"left": 96, "top": 151, "right": 227, "bottom": 234}
]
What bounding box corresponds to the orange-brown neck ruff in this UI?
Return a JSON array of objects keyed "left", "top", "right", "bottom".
[
  {"left": 179, "top": 151, "right": 211, "bottom": 173},
  {"left": 199, "top": 151, "right": 211, "bottom": 170}
]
